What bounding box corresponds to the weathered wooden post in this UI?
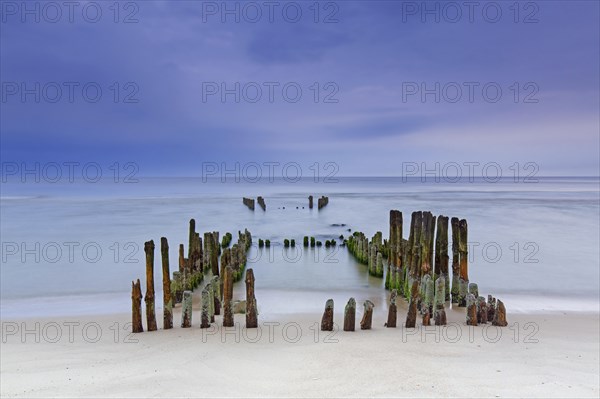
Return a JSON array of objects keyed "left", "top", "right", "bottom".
[
  {"left": 492, "top": 300, "right": 508, "bottom": 327},
  {"left": 487, "top": 295, "right": 496, "bottom": 321},
  {"left": 321, "top": 299, "right": 334, "bottom": 331},
  {"left": 206, "top": 282, "right": 215, "bottom": 323},
  {"left": 161, "top": 237, "right": 173, "bottom": 330},
  {"left": 344, "top": 298, "right": 356, "bottom": 331},
  {"left": 201, "top": 287, "right": 211, "bottom": 328},
  {"left": 223, "top": 266, "right": 234, "bottom": 327},
  {"left": 405, "top": 280, "right": 419, "bottom": 328},
  {"left": 451, "top": 217, "right": 460, "bottom": 303},
  {"left": 434, "top": 276, "right": 447, "bottom": 325},
  {"left": 243, "top": 197, "right": 255, "bottom": 210},
  {"left": 435, "top": 215, "right": 450, "bottom": 301},
  {"left": 386, "top": 289, "right": 397, "bottom": 328},
  {"left": 409, "top": 211, "right": 423, "bottom": 295},
  {"left": 389, "top": 210, "right": 403, "bottom": 292},
  {"left": 457, "top": 219, "right": 469, "bottom": 307},
  {"left": 181, "top": 290, "right": 192, "bottom": 328},
  {"left": 420, "top": 212, "right": 435, "bottom": 277},
  {"left": 308, "top": 195, "right": 313, "bottom": 209},
  {"left": 466, "top": 293, "right": 478, "bottom": 326},
  {"left": 257, "top": 196, "right": 266, "bottom": 211},
  {"left": 376, "top": 252, "right": 384, "bottom": 278},
  {"left": 468, "top": 283, "right": 479, "bottom": 299},
  {"left": 211, "top": 275, "right": 221, "bottom": 315},
  {"left": 246, "top": 269, "right": 257, "bottom": 328},
  {"left": 178, "top": 244, "right": 185, "bottom": 273},
  {"left": 477, "top": 296, "right": 488, "bottom": 324},
  {"left": 131, "top": 279, "right": 143, "bottom": 333},
  {"left": 144, "top": 240, "right": 158, "bottom": 331},
  {"left": 171, "top": 271, "right": 183, "bottom": 304},
  {"left": 421, "top": 274, "right": 434, "bottom": 325},
  {"left": 360, "top": 300, "right": 374, "bottom": 330}
]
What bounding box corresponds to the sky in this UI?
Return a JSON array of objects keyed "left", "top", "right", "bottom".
[{"left": 1, "top": 0, "right": 599, "bottom": 177}]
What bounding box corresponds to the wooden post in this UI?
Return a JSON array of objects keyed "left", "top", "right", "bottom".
[
  {"left": 420, "top": 212, "right": 435, "bottom": 277},
  {"left": 457, "top": 219, "right": 469, "bottom": 306},
  {"left": 211, "top": 233, "right": 219, "bottom": 276},
  {"left": 308, "top": 195, "right": 313, "bottom": 209},
  {"left": 466, "top": 294, "right": 478, "bottom": 326},
  {"left": 131, "top": 279, "right": 143, "bottom": 333},
  {"left": 434, "top": 276, "right": 447, "bottom": 325},
  {"left": 343, "top": 298, "right": 356, "bottom": 331},
  {"left": 257, "top": 196, "right": 266, "bottom": 211},
  {"left": 451, "top": 217, "right": 460, "bottom": 303},
  {"left": 389, "top": 210, "right": 403, "bottom": 292},
  {"left": 161, "top": 237, "right": 173, "bottom": 330},
  {"left": 201, "top": 287, "right": 211, "bottom": 328},
  {"left": 178, "top": 244, "right": 185, "bottom": 273},
  {"left": 245, "top": 269, "right": 257, "bottom": 328},
  {"left": 386, "top": 289, "right": 397, "bottom": 328},
  {"left": 181, "top": 290, "right": 192, "bottom": 328},
  {"left": 487, "top": 295, "right": 496, "bottom": 321},
  {"left": 477, "top": 296, "right": 488, "bottom": 324},
  {"left": 144, "top": 240, "right": 157, "bottom": 331},
  {"left": 435, "top": 215, "right": 450, "bottom": 301},
  {"left": 405, "top": 280, "right": 419, "bottom": 328},
  {"left": 421, "top": 274, "right": 434, "bottom": 325},
  {"left": 223, "top": 266, "right": 234, "bottom": 327},
  {"left": 211, "top": 276, "right": 221, "bottom": 315},
  {"left": 206, "top": 282, "right": 215, "bottom": 323},
  {"left": 492, "top": 300, "right": 508, "bottom": 327},
  {"left": 360, "top": 300, "right": 374, "bottom": 330},
  {"left": 321, "top": 299, "right": 334, "bottom": 331}
]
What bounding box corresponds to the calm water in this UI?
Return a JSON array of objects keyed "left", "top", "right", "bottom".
[{"left": 1, "top": 177, "right": 599, "bottom": 317}]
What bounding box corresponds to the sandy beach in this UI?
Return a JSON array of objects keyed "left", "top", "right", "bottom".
[{"left": 2, "top": 301, "right": 598, "bottom": 398}]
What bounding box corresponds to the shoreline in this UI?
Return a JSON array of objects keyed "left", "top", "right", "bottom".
[{"left": 2, "top": 305, "right": 598, "bottom": 398}]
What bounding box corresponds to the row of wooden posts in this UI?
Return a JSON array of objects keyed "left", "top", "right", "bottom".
[
  {"left": 131, "top": 220, "right": 254, "bottom": 333},
  {"left": 242, "top": 196, "right": 266, "bottom": 211},
  {"left": 244, "top": 195, "right": 329, "bottom": 211},
  {"left": 345, "top": 210, "right": 508, "bottom": 327}
]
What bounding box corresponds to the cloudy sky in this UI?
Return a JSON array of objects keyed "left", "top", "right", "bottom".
[{"left": 1, "top": 1, "right": 598, "bottom": 176}]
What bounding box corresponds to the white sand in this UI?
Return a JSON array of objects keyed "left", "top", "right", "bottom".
[{"left": 1, "top": 303, "right": 598, "bottom": 398}]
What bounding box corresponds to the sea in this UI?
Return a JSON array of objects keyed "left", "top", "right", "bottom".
[{"left": 1, "top": 177, "right": 599, "bottom": 318}]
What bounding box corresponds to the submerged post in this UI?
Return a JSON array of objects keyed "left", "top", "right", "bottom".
[
  {"left": 131, "top": 279, "right": 143, "bottom": 333},
  {"left": 144, "top": 240, "right": 157, "bottom": 331},
  {"left": 161, "top": 237, "right": 173, "bottom": 330}
]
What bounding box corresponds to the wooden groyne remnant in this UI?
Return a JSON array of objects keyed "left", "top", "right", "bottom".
[
  {"left": 317, "top": 196, "right": 329, "bottom": 210},
  {"left": 343, "top": 298, "right": 356, "bottom": 331},
  {"left": 144, "top": 240, "right": 158, "bottom": 331},
  {"left": 257, "top": 196, "right": 266, "bottom": 211},
  {"left": 131, "top": 279, "right": 143, "bottom": 333},
  {"left": 245, "top": 269, "right": 258, "bottom": 328},
  {"left": 161, "top": 237, "right": 173, "bottom": 330},
  {"left": 131, "top": 219, "right": 253, "bottom": 332},
  {"left": 308, "top": 195, "right": 313, "bottom": 209},
  {"left": 243, "top": 197, "right": 255, "bottom": 210},
  {"left": 346, "top": 231, "right": 384, "bottom": 277},
  {"left": 341, "top": 209, "right": 507, "bottom": 331},
  {"left": 386, "top": 289, "right": 397, "bottom": 328},
  {"left": 360, "top": 300, "right": 374, "bottom": 330},
  {"left": 321, "top": 299, "right": 334, "bottom": 331}
]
